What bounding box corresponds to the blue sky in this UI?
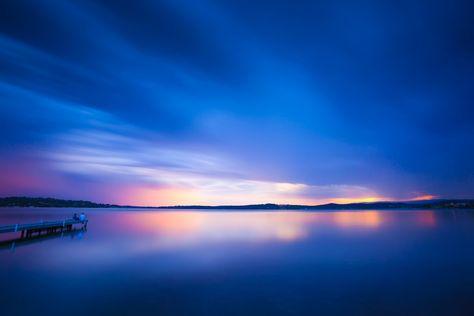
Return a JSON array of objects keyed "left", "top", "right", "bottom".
[{"left": 1, "top": 0, "right": 473, "bottom": 205}]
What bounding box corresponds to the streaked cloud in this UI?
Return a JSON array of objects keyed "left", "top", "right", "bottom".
[
  {"left": 44, "top": 119, "right": 384, "bottom": 205},
  {"left": 1, "top": 0, "right": 473, "bottom": 204}
]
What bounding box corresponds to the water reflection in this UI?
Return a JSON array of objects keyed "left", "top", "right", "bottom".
[
  {"left": 0, "top": 210, "right": 442, "bottom": 255},
  {"left": 415, "top": 211, "right": 437, "bottom": 227},
  {"left": 95, "top": 210, "right": 435, "bottom": 253},
  {"left": 0, "top": 209, "right": 444, "bottom": 265},
  {"left": 333, "top": 211, "right": 382, "bottom": 227},
  {"left": 116, "top": 210, "right": 421, "bottom": 243},
  {"left": 1, "top": 208, "right": 473, "bottom": 316},
  {"left": 0, "top": 228, "right": 86, "bottom": 252}
]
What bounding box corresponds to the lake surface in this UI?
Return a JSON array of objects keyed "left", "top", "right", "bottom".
[{"left": 1, "top": 208, "right": 474, "bottom": 315}]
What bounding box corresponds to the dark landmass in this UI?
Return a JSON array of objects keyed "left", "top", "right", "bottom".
[
  {"left": 1, "top": 196, "right": 474, "bottom": 210},
  {"left": 159, "top": 200, "right": 474, "bottom": 210},
  {"left": 0, "top": 197, "right": 120, "bottom": 208}
]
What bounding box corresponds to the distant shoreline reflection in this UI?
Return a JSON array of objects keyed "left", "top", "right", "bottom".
[
  {"left": 0, "top": 209, "right": 445, "bottom": 260},
  {"left": 113, "top": 210, "right": 439, "bottom": 246}
]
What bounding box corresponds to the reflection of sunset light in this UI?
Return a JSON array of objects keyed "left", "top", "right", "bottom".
[
  {"left": 113, "top": 212, "right": 318, "bottom": 246},
  {"left": 416, "top": 211, "right": 437, "bottom": 227},
  {"left": 334, "top": 211, "right": 382, "bottom": 228},
  {"left": 275, "top": 226, "right": 306, "bottom": 241},
  {"left": 122, "top": 212, "right": 205, "bottom": 235},
  {"left": 44, "top": 211, "right": 397, "bottom": 267},
  {"left": 111, "top": 210, "right": 388, "bottom": 252}
]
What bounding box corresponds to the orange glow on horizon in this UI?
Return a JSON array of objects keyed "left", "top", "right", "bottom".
[
  {"left": 410, "top": 194, "right": 437, "bottom": 201},
  {"left": 111, "top": 186, "right": 393, "bottom": 207},
  {"left": 104, "top": 182, "right": 428, "bottom": 208},
  {"left": 325, "top": 196, "right": 390, "bottom": 204}
]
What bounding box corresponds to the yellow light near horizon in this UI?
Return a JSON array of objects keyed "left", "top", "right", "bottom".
[
  {"left": 327, "top": 196, "right": 388, "bottom": 204},
  {"left": 110, "top": 180, "right": 399, "bottom": 208}
]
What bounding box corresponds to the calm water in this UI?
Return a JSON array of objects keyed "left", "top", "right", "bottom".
[{"left": 1, "top": 208, "right": 474, "bottom": 315}]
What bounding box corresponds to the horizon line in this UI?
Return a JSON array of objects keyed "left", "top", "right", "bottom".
[{"left": 2, "top": 196, "right": 474, "bottom": 208}]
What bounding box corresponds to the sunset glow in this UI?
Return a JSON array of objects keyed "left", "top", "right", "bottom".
[{"left": 0, "top": 0, "right": 472, "bottom": 206}]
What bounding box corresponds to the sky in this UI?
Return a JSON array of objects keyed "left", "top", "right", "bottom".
[{"left": 0, "top": 0, "right": 473, "bottom": 206}]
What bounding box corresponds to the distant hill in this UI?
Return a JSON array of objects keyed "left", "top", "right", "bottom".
[
  {"left": 158, "top": 200, "right": 474, "bottom": 210},
  {"left": 0, "top": 197, "right": 120, "bottom": 208},
  {"left": 0, "top": 196, "right": 473, "bottom": 209}
]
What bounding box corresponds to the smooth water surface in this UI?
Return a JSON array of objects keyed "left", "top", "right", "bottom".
[{"left": 1, "top": 208, "right": 474, "bottom": 315}]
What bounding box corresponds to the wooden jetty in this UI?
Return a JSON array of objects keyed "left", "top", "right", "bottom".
[
  {"left": 0, "top": 228, "right": 85, "bottom": 252},
  {"left": 0, "top": 217, "right": 88, "bottom": 238}
]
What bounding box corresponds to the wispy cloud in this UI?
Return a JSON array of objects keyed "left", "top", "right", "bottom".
[
  {"left": 42, "top": 114, "right": 385, "bottom": 205},
  {"left": 1, "top": 0, "right": 473, "bottom": 202}
]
